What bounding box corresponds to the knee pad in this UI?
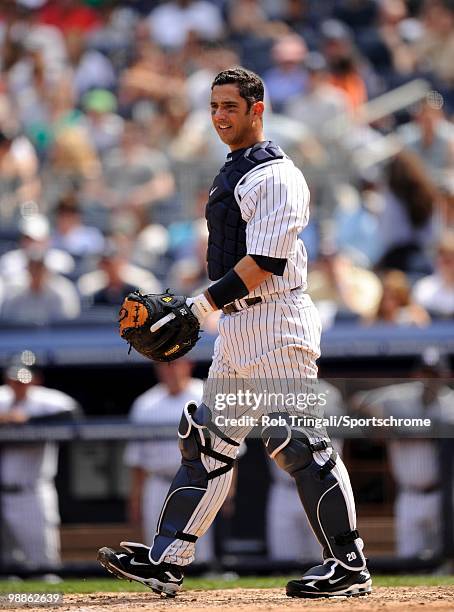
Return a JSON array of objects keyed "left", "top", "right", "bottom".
[
  {"left": 262, "top": 421, "right": 313, "bottom": 474},
  {"left": 262, "top": 418, "right": 365, "bottom": 571},
  {"left": 179, "top": 402, "right": 238, "bottom": 479}
]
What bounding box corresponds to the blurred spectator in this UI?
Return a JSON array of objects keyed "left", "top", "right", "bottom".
[
  {"left": 333, "top": 180, "right": 382, "bottom": 267},
  {"left": 376, "top": 150, "right": 439, "bottom": 273},
  {"left": 415, "top": 0, "right": 454, "bottom": 87},
  {"left": 227, "top": 0, "right": 272, "bottom": 38},
  {"left": 0, "top": 248, "right": 80, "bottom": 324},
  {"left": 225, "top": 0, "right": 285, "bottom": 75},
  {"left": 0, "top": 213, "right": 75, "bottom": 285},
  {"left": 263, "top": 34, "right": 308, "bottom": 113},
  {"left": 3, "top": 2, "right": 67, "bottom": 84},
  {"left": 373, "top": 0, "right": 422, "bottom": 79},
  {"left": 439, "top": 175, "right": 454, "bottom": 228},
  {"left": 278, "top": 0, "right": 324, "bottom": 49},
  {"left": 132, "top": 223, "right": 169, "bottom": 275},
  {"left": 397, "top": 96, "right": 454, "bottom": 183},
  {"left": 50, "top": 194, "right": 105, "bottom": 259},
  {"left": 0, "top": 358, "right": 79, "bottom": 571},
  {"left": 227, "top": 0, "right": 290, "bottom": 35},
  {"left": 124, "top": 359, "right": 215, "bottom": 561},
  {"left": 0, "top": 128, "right": 41, "bottom": 226},
  {"left": 87, "top": 3, "right": 139, "bottom": 59},
  {"left": 81, "top": 89, "right": 124, "bottom": 157},
  {"left": 321, "top": 19, "right": 368, "bottom": 111},
  {"left": 77, "top": 241, "right": 161, "bottom": 307},
  {"left": 43, "top": 123, "right": 101, "bottom": 206},
  {"left": 284, "top": 51, "right": 350, "bottom": 134},
  {"left": 186, "top": 44, "right": 240, "bottom": 112},
  {"left": 101, "top": 120, "right": 175, "bottom": 229},
  {"left": 367, "top": 269, "right": 430, "bottom": 326},
  {"left": 341, "top": 0, "right": 418, "bottom": 82},
  {"left": 412, "top": 230, "right": 454, "bottom": 318},
  {"left": 352, "top": 348, "right": 454, "bottom": 558},
  {"left": 334, "top": 0, "right": 378, "bottom": 30},
  {"left": 146, "top": 94, "right": 191, "bottom": 153},
  {"left": 118, "top": 39, "right": 186, "bottom": 112},
  {"left": 147, "top": 0, "right": 223, "bottom": 50},
  {"left": 169, "top": 219, "right": 208, "bottom": 295},
  {"left": 307, "top": 250, "right": 383, "bottom": 328},
  {"left": 65, "top": 29, "right": 116, "bottom": 100},
  {"left": 38, "top": 0, "right": 102, "bottom": 35},
  {"left": 6, "top": 44, "right": 66, "bottom": 149}
]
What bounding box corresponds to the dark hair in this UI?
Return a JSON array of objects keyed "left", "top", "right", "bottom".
[
  {"left": 56, "top": 191, "right": 80, "bottom": 215},
  {"left": 211, "top": 68, "right": 264, "bottom": 110},
  {"left": 387, "top": 150, "right": 438, "bottom": 228}
]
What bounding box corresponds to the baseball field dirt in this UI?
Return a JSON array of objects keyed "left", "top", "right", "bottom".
[{"left": 11, "top": 587, "right": 454, "bottom": 612}]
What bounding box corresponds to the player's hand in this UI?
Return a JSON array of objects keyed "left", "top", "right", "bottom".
[{"left": 186, "top": 293, "right": 215, "bottom": 324}]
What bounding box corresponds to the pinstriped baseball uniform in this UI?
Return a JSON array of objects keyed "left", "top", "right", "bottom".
[
  {"left": 0, "top": 384, "right": 77, "bottom": 568},
  {"left": 354, "top": 382, "right": 454, "bottom": 557},
  {"left": 154, "top": 149, "right": 361, "bottom": 567}
]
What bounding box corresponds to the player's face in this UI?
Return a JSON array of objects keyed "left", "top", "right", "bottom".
[
  {"left": 210, "top": 84, "right": 264, "bottom": 150},
  {"left": 156, "top": 360, "right": 192, "bottom": 395}
]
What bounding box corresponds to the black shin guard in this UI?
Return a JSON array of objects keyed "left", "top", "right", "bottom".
[
  {"left": 149, "top": 402, "right": 238, "bottom": 564},
  {"left": 263, "top": 421, "right": 365, "bottom": 570}
]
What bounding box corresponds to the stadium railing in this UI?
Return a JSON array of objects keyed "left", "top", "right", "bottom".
[{"left": 0, "top": 419, "right": 452, "bottom": 577}]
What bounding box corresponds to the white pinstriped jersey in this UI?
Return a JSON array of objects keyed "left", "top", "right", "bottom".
[
  {"left": 0, "top": 385, "right": 76, "bottom": 487},
  {"left": 234, "top": 156, "right": 309, "bottom": 299}
]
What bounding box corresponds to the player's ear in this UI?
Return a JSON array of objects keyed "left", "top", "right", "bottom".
[{"left": 252, "top": 101, "right": 264, "bottom": 118}]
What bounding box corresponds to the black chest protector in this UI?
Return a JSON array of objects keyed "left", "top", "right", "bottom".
[{"left": 205, "top": 140, "right": 284, "bottom": 281}]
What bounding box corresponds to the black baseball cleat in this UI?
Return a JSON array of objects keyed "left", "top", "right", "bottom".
[
  {"left": 286, "top": 559, "right": 372, "bottom": 599},
  {"left": 97, "top": 541, "right": 184, "bottom": 598}
]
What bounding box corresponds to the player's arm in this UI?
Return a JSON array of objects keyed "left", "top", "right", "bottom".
[
  {"left": 202, "top": 255, "right": 273, "bottom": 310},
  {"left": 188, "top": 254, "right": 278, "bottom": 319}
]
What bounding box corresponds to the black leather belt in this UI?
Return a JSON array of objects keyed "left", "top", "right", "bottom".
[
  {"left": 221, "top": 286, "right": 303, "bottom": 315},
  {"left": 222, "top": 296, "right": 262, "bottom": 315}
]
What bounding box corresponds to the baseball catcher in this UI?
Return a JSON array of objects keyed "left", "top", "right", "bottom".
[
  {"left": 98, "top": 67, "right": 370, "bottom": 600},
  {"left": 118, "top": 290, "right": 203, "bottom": 362}
]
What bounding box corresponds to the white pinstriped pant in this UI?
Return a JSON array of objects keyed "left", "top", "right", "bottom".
[
  {"left": 161, "top": 292, "right": 358, "bottom": 566},
  {"left": 1, "top": 482, "right": 60, "bottom": 568}
]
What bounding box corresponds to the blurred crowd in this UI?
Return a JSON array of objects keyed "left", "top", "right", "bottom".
[{"left": 0, "top": 0, "right": 453, "bottom": 328}]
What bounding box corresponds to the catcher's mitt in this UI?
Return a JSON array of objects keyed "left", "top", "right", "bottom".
[{"left": 118, "top": 290, "right": 200, "bottom": 362}]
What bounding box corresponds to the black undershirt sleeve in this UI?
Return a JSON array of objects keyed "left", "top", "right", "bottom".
[{"left": 250, "top": 254, "right": 287, "bottom": 276}]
